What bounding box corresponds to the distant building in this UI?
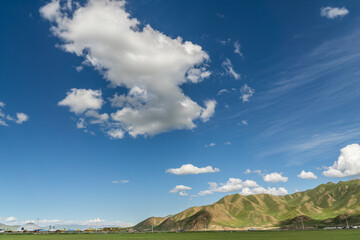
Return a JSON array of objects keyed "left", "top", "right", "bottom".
[{"left": 16, "top": 223, "right": 42, "bottom": 232}]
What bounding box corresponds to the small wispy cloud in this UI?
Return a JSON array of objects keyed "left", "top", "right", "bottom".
[
  {"left": 75, "top": 66, "right": 83, "bottom": 72},
  {"left": 240, "top": 120, "right": 248, "bottom": 125},
  {"left": 112, "top": 180, "right": 129, "bottom": 184},
  {"left": 258, "top": 124, "right": 360, "bottom": 167},
  {"left": 320, "top": 6, "right": 349, "bottom": 19},
  {"left": 217, "top": 89, "right": 229, "bottom": 96},
  {"left": 0, "top": 102, "right": 29, "bottom": 126},
  {"left": 240, "top": 84, "right": 255, "bottom": 102},
  {"left": 244, "top": 169, "right": 251, "bottom": 174},
  {"left": 218, "top": 38, "right": 231, "bottom": 46},
  {"left": 204, "top": 142, "right": 216, "bottom": 148},
  {"left": 222, "top": 58, "right": 240, "bottom": 80},
  {"left": 170, "top": 185, "right": 192, "bottom": 196},
  {"left": 5, "top": 216, "right": 18, "bottom": 222},
  {"left": 234, "top": 41, "right": 243, "bottom": 57},
  {"left": 216, "top": 13, "right": 225, "bottom": 19}
]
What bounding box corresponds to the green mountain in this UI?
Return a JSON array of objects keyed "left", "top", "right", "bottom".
[
  {"left": 139, "top": 179, "right": 360, "bottom": 231},
  {"left": 0, "top": 223, "right": 19, "bottom": 231}
]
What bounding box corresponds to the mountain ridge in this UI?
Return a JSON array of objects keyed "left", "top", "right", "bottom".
[{"left": 135, "top": 179, "right": 360, "bottom": 231}]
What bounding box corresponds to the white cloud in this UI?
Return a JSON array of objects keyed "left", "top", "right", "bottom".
[
  {"left": 0, "top": 103, "right": 29, "bottom": 126},
  {"left": 186, "top": 67, "right": 211, "bottom": 83},
  {"left": 241, "top": 120, "right": 248, "bottom": 125},
  {"left": 204, "top": 142, "right": 215, "bottom": 147},
  {"left": 23, "top": 218, "right": 133, "bottom": 227},
  {"left": 200, "top": 100, "right": 216, "bottom": 122},
  {"left": 6, "top": 115, "right": 14, "bottom": 121},
  {"left": 0, "top": 119, "right": 7, "bottom": 126},
  {"left": 224, "top": 141, "right": 231, "bottom": 145},
  {"left": 166, "top": 164, "right": 220, "bottom": 175},
  {"left": 218, "top": 38, "right": 230, "bottom": 45},
  {"left": 75, "top": 66, "right": 83, "bottom": 72},
  {"left": 87, "top": 217, "right": 105, "bottom": 224},
  {"left": 170, "top": 185, "right": 192, "bottom": 196},
  {"left": 85, "top": 110, "right": 109, "bottom": 124},
  {"left": 217, "top": 13, "right": 225, "bottom": 19},
  {"left": 234, "top": 41, "right": 243, "bottom": 57},
  {"left": 297, "top": 170, "right": 317, "bottom": 180},
  {"left": 263, "top": 172, "right": 288, "bottom": 183},
  {"left": 217, "top": 89, "right": 228, "bottom": 96},
  {"left": 222, "top": 58, "right": 240, "bottom": 80},
  {"left": 41, "top": 0, "right": 214, "bottom": 138},
  {"left": 39, "top": 0, "right": 61, "bottom": 22},
  {"left": 170, "top": 185, "right": 192, "bottom": 192},
  {"left": 179, "top": 191, "right": 188, "bottom": 196},
  {"left": 76, "top": 118, "right": 86, "bottom": 129},
  {"left": 5, "top": 216, "right": 18, "bottom": 222},
  {"left": 38, "top": 219, "right": 61, "bottom": 224},
  {"left": 240, "top": 84, "right": 255, "bottom": 102},
  {"left": 107, "top": 129, "right": 125, "bottom": 139},
  {"left": 320, "top": 7, "right": 349, "bottom": 19},
  {"left": 15, "top": 113, "right": 29, "bottom": 124},
  {"left": 323, "top": 143, "right": 360, "bottom": 177},
  {"left": 197, "top": 175, "right": 288, "bottom": 197},
  {"left": 112, "top": 180, "right": 129, "bottom": 184},
  {"left": 58, "top": 89, "right": 103, "bottom": 114},
  {"left": 199, "top": 178, "right": 259, "bottom": 196},
  {"left": 198, "top": 190, "right": 214, "bottom": 196},
  {"left": 240, "top": 187, "right": 288, "bottom": 196}
]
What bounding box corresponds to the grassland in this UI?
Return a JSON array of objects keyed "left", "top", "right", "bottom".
[{"left": 2, "top": 230, "right": 360, "bottom": 240}]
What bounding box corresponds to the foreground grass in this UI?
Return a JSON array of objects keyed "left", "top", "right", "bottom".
[{"left": 1, "top": 230, "right": 360, "bottom": 240}]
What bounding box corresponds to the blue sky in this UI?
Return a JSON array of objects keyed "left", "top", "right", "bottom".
[{"left": 1, "top": 0, "right": 360, "bottom": 226}]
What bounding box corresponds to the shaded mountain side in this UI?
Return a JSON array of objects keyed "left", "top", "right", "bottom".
[
  {"left": 279, "top": 214, "right": 360, "bottom": 229},
  {"left": 322, "top": 214, "right": 360, "bottom": 225},
  {"left": 138, "top": 179, "right": 360, "bottom": 231},
  {"left": 280, "top": 215, "right": 314, "bottom": 225},
  {"left": 156, "top": 210, "right": 211, "bottom": 231},
  {"left": 134, "top": 217, "right": 167, "bottom": 231}
]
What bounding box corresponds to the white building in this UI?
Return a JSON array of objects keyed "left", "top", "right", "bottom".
[{"left": 16, "top": 223, "right": 42, "bottom": 232}]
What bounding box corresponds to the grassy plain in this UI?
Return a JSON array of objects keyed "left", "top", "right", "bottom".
[{"left": 1, "top": 230, "right": 360, "bottom": 240}]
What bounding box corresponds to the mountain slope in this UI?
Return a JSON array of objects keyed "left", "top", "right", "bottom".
[
  {"left": 0, "top": 223, "right": 19, "bottom": 231},
  {"left": 148, "top": 179, "right": 360, "bottom": 231},
  {"left": 134, "top": 217, "right": 167, "bottom": 231}
]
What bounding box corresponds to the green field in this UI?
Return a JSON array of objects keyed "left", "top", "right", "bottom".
[{"left": 1, "top": 231, "right": 360, "bottom": 240}]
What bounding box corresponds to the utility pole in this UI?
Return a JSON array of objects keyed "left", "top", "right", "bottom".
[
  {"left": 301, "top": 217, "right": 305, "bottom": 231},
  {"left": 204, "top": 218, "right": 206, "bottom": 231},
  {"left": 152, "top": 219, "right": 154, "bottom": 233},
  {"left": 345, "top": 216, "right": 349, "bottom": 228}
]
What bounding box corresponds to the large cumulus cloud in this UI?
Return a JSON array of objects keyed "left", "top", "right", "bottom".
[{"left": 41, "top": 0, "right": 215, "bottom": 138}]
